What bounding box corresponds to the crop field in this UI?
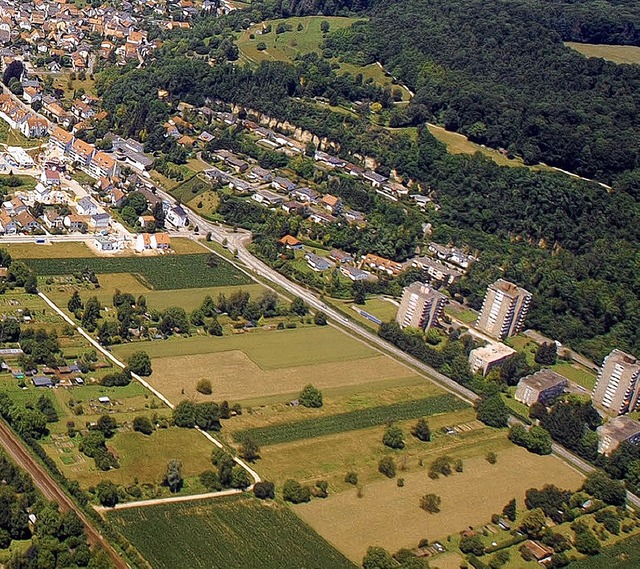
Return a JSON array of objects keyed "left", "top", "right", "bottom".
[
  {"left": 42, "top": 272, "right": 265, "bottom": 313},
  {"left": 565, "top": 42, "right": 640, "bottom": 65},
  {"left": 109, "top": 495, "right": 355, "bottom": 569},
  {"left": 25, "top": 253, "right": 253, "bottom": 289},
  {"left": 233, "top": 394, "right": 467, "bottom": 445},
  {"left": 296, "top": 445, "right": 584, "bottom": 562}
]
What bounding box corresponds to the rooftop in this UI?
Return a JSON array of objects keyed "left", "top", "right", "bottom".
[{"left": 518, "top": 369, "right": 568, "bottom": 391}]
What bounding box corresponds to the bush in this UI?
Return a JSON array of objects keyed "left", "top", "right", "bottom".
[
  {"left": 420, "top": 493, "right": 441, "bottom": 514},
  {"left": 460, "top": 535, "right": 485, "bottom": 555},
  {"left": 345, "top": 472, "right": 358, "bottom": 485},
  {"left": 253, "top": 481, "right": 275, "bottom": 499},
  {"left": 314, "top": 311, "right": 328, "bottom": 325},
  {"left": 256, "top": 42, "right": 267, "bottom": 51},
  {"left": 127, "top": 351, "right": 152, "bottom": 376},
  {"left": 196, "top": 378, "right": 213, "bottom": 395},
  {"left": 132, "top": 416, "right": 154, "bottom": 435},
  {"left": 378, "top": 456, "right": 396, "bottom": 478},
  {"left": 282, "top": 479, "right": 311, "bottom": 503},
  {"left": 382, "top": 424, "right": 405, "bottom": 449},
  {"left": 412, "top": 418, "right": 431, "bottom": 442},
  {"left": 199, "top": 470, "right": 222, "bottom": 491},
  {"left": 476, "top": 394, "right": 509, "bottom": 428},
  {"left": 486, "top": 451, "right": 497, "bottom": 464},
  {"left": 298, "top": 384, "right": 323, "bottom": 408}
]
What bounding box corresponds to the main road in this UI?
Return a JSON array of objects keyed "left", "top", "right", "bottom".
[{"left": 0, "top": 419, "right": 130, "bottom": 569}]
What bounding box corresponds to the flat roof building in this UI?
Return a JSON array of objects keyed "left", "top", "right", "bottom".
[
  {"left": 515, "top": 369, "right": 568, "bottom": 407},
  {"left": 396, "top": 282, "right": 447, "bottom": 332},
  {"left": 592, "top": 349, "right": 640, "bottom": 416},
  {"left": 476, "top": 279, "right": 532, "bottom": 340},
  {"left": 469, "top": 343, "right": 516, "bottom": 376},
  {"left": 597, "top": 415, "right": 640, "bottom": 456}
]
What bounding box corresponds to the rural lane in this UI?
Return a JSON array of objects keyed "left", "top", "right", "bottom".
[{"left": 0, "top": 419, "right": 130, "bottom": 569}]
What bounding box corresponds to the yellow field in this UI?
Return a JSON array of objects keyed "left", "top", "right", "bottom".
[
  {"left": 147, "top": 351, "right": 416, "bottom": 404},
  {"left": 296, "top": 445, "right": 584, "bottom": 561},
  {"left": 565, "top": 42, "right": 640, "bottom": 65}
]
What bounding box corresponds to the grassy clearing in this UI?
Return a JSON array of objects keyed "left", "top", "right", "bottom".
[
  {"left": 234, "top": 394, "right": 467, "bottom": 445},
  {"left": 25, "top": 254, "right": 253, "bottom": 290},
  {"left": 169, "top": 174, "right": 212, "bottom": 203},
  {"left": 426, "top": 124, "right": 551, "bottom": 170},
  {"left": 47, "top": 427, "right": 214, "bottom": 488},
  {"left": 113, "top": 326, "right": 377, "bottom": 368},
  {"left": 565, "top": 42, "right": 640, "bottom": 65},
  {"left": 187, "top": 189, "right": 220, "bottom": 218},
  {"left": 52, "top": 73, "right": 97, "bottom": 99},
  {"left": 552, "top": 361, "right": 597, "bottom": 390},
  {"left": 237, "top": 16, "right": 360, "bottom": 64},
  {"left": 296, "top": 445, "right": 584, "bottom": 562},
  {"left": 4, "top": 242, "right": 98, "bottom": 259},
  {"left": 109, "top": 495, "right": 355, "bottom": 569}
]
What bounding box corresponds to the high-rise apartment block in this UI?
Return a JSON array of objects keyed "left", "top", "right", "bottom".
[
  {"left": 592, "top": 349, "right": 640, "bottom": 416},
  {"left": 396, "top": 282, "right": 446, "bottom": 332},
  {"left": 475, "top": 279, "right": 532, "bottom": 340}
]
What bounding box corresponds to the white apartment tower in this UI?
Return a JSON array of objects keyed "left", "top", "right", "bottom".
[
  {"left": 475, "top": 279, "right": 532, "bottom": 340},
  {"left": 592, "top": 349, "right": 640, "bottom": 416},
  {"left": 396, "top": 282, "right": 447, "bottom": 332}
]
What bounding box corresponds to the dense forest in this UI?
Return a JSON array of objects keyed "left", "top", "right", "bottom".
[{"left": 324, "top": 0, "right": 640, "bottom": 183}]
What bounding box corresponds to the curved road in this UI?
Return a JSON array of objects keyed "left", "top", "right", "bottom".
[{"left": 0, "top": 420, "right": 130, "bottom": 569}]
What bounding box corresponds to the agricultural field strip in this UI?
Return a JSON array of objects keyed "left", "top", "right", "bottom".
[
  {"left": 38, "top": 291, "right": 262, "bottom": 489},
  {"left": 233, "top": 394, "right": 467, "bottom": 446},
  {"left": 26, "top": 254, "right": 252, "bottom": 290},
  {"left": 109, "top": 496, "right": 355, "bottom": 569}
]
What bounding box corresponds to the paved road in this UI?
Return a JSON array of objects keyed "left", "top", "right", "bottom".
[{"left": 0, "top": 419, "right": 130, "bottom": 569}]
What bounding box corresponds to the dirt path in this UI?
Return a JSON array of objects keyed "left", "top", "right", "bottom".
[{"left": 0, "top": 420, "right": 130, "bottom": 569}]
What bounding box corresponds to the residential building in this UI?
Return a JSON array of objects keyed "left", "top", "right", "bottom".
[
  {"left": 469, "top": 343, "right": 516, "bottom": 376},
  {"left": 166, "top": 205, "right": 188, "bottom": 228},
  {"left": 361, "top": 253, "right": 405, "bottom": 277},
  {"left": 320, "top": 194, "right": 342, "bottom": 214},
  {"left": 252, "top": 189, "right": 284, "bottom": 207},
  {"left": 412, "top": 256, "right": 463, "bottom": 285},
  {"left": 305, "top": 252, "right": 332, "bottom": 272},
  {"left": 340, "top": 265, "right": 373, "bottom": 282},
  {"left": 76, "top": 196, "right": 98, "bottom": 216},
  {"left": 278, "top": 235, "right": 302, "bottom": 250},
  {"left": 597, "top": 415, "right": 640, "bottom": 456},
  {"left": 592, "top": 349, "right": 640, "bottom": 416},
  {"left": 396, "top": 282, "right": 447, "bottom": 332},
  {"left": 475, "top": 279, "right": 532, "bottom": 340},
  {"left": 514, "top": 369, "right": 568, "bottom": 407}
]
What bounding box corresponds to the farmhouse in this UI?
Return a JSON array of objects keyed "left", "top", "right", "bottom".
[
  {"left": 468, "top": 343, "right": 516, "bottom": 376},
  {"left": 515, "top": 369, "right": 568, "bottom": 407},
  {"left": 521, "top": 541, "right": 554, "bottom": 564}
]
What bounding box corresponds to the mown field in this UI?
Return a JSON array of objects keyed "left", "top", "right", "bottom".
[
  {"left": 565, "top": 42, "right": 640, "bottom": 65},
  {"left": 296, "top": 445, "right": 584, "bottom": 562},
  {"left": 109, "top": 495, "right": 356, "bottom": 569},
  {"left": 233, "top": 394, "right": 467, "bottom": 445},
  {"left": 25, "top": 254, "right": 252, "bottom": 289}
]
